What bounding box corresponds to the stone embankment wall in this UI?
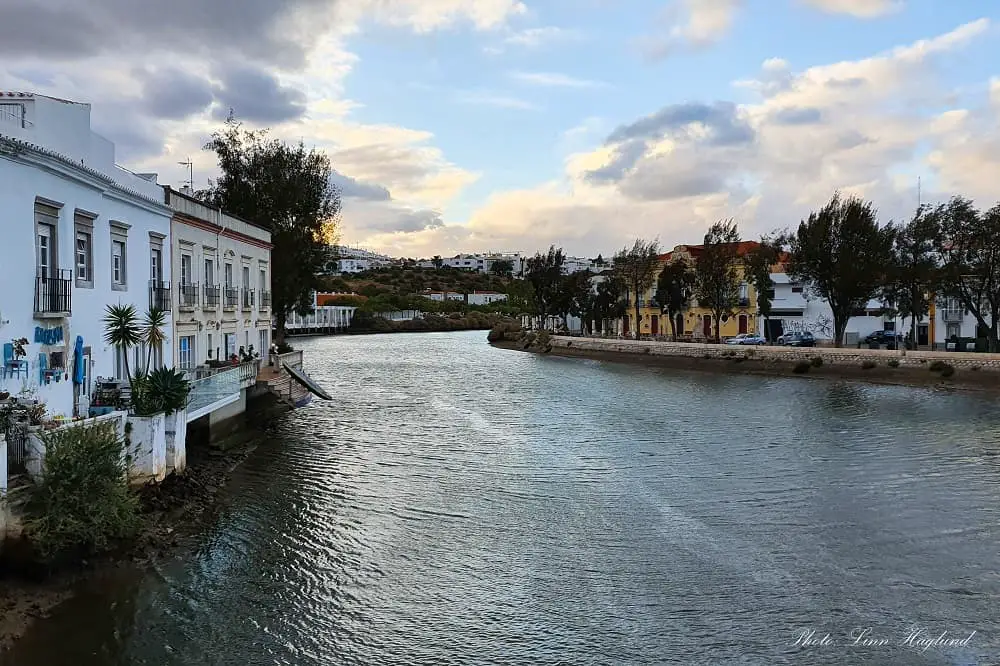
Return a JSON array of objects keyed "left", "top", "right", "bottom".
[{"left": 551, "top": 336, "right": 1000, "bottom": 371}]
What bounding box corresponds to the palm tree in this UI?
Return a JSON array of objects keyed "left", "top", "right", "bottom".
[
  {"left": 141, "top": 307, "right": 168, "bottom": 374},
  {"left": 103, "top": 304, "right": 142, "bottom": 387}
]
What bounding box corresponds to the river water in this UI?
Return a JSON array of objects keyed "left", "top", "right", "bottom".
[{"left": 4, "top": 331, "right": 1000, "bottom": 665}]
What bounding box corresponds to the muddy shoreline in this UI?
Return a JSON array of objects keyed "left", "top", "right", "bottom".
[
  {"left": 492, "top": 340, "right": 1000, "bottom": 392},
  {"left": 0, "top": 425, "right": 263, "bottom": 651}
]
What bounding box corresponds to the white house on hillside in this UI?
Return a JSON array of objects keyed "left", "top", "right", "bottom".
[
  {"left": 0, "top": 92, "right": 174, "bottom": 418},
  {"left": 164, "top": 187, "right": 272, "bottom": 370}
]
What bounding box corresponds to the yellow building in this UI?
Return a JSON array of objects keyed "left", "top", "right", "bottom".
[{"left": 620, "top": 242, "right": 760, "bottom": 340}]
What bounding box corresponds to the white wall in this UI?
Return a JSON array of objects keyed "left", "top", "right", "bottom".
[
  {"left": 0, "top": 145, "right": 173, "bottom": 419},
  {"left": 467, "top": 292, "right": 508, "bottom": 305},
  {"left": 167, "top": 189, "right": 272, "bottom": 368}
]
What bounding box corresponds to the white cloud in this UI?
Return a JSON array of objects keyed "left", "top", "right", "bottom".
[
  {"left": 799, "top": 0, "right": 901, "bottom": 18},
  {"left": 455, "top": 91, "right": 540, "bottom": 110},
  {"left": 508, "top": 71, "right": 606, "bottom": 88},
  {"left": 364, "top": 18, "right": 1000, "bottom": 258},
  {"left": 504, "top": 26, "right": 583, "bottom": 47}
]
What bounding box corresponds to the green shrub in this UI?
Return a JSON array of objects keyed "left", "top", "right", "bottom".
[
  {"left": 810, "top": 356, "right": 824, "bottom": 367},
  {"left": 26, "top": 422, "right": 140, "bottom": 562},
  {"left": 928, "top": 360, "right": 947, "bottom": 372},
  {"left": 887, "top": 358, "right": 900, "bottom": 368},
  {"left": 793, "top": 361, "right": 811, "bottom": 374},
  {"left": 940, "top": 364, "right": 955, "bottom": 378},
  {"left": 130, "top": 367, "right": 191, "bottom": 416},
  {"left": 861, "top": 360, "right": 877, "bottom": 370}
]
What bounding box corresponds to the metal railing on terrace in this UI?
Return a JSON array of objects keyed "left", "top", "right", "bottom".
[{"left": 203, "top": 284, "right": 220, "bottom": 309}]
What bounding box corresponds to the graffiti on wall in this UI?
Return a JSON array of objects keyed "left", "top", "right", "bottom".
[{"left": 781, "top": 315, "right": 833, "bottom": 338}]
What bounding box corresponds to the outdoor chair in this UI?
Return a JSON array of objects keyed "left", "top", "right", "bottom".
[{"left": 3, "top": 343, "right": 27, "bottom": 379}]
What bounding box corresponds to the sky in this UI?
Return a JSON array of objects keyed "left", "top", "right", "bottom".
[{"left": 2, "top": 0, "right": 999, "bottom": 259}]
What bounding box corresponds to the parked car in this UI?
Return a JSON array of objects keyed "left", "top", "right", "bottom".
[
  {"left": 726, "top": 333, "right": 767, "bottom": 345},
  {"left": 781, "top": 332, "right": 816, "bottom": 347},
  {"left": 863, "top": 330, "right": 904, "bottom": 345}
]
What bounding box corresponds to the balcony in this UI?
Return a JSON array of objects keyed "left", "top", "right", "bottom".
[
  {"left": 242, "top": 288, "right": 255, "bottom": 311},
  {"left": 35, "top": 270, "right": 72, "bottom": 317},
  {"left": 738, "top": 297, "right": 750, "bottom": 307},
  {"left": 941, "top": 308, "right": 964, "bottom": 323},
  {"left": 260, "top": 290, "right": 271, "bottom": 310},
  {"left": 149, "top": 280, "right": 171, "bottom": 312},
  {"left": 223, "top": 286, "right": 239, "bottom": 311},
  {"left": 178, "top": 282, "right": 199, "bottom": 311},
  {"left": 203, "top": 284, "right": 220, "bottom": 310}
]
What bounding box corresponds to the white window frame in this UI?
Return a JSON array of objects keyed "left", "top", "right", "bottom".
[
  {"left": 74, "top": 211, "right": 95, "bottom": 288},
  {"left": 110, "top": 221, "right": 130, "bottom": 291},
  {"left": 178, "top": 336, "right": 195, "bottom": 370}
]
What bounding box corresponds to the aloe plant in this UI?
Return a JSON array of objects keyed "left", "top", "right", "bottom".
[{"left": 130, "top": 367, "right": 191, "bottom": 416}]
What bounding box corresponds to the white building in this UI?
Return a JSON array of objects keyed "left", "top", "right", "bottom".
[
  {"left": 329, "top": 245, "right": 393, "bottom": 274},
  {"left": 285, "top": 292, "right": 356, "bottom": 334},
  {"left": 424, "top": 291, "right": 464, "bottom": 302},
  {"left": 164, "top": 187, "right": 272, "bottom": 370},
  {"left": 765, "top": 272, "right": 912, "bottom": 344},
  {"left": 467, "top": 291, "right": 508, "bottom": 306},
  {"left": 0, "top": 92, "right": 174, "bottom": 418}
]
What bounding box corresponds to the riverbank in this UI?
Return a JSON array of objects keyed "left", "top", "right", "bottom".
[
  {"left": 349, "top": 311, "right": 502, "bottom": 335},
  {"left": 0, "top": 427, "right": 261, "bottom": 651},
  {"left": 493, "top": 336, "right": 1000, "bottom": 392}
]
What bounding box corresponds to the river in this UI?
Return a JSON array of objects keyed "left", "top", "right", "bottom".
[{"left": 4, "top": 331, "right": 1000, "bottom": 665}]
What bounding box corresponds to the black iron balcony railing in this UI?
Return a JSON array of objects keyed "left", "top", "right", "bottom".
[
  {"left": 149, "top": 280, "right": 171, "bottom": 312},
  {"left": 738, "top": 297, "right": 750, "bottom": 306},
  {"left": 242, "top": 288, "right": 255, "bottom": 310},
  {"left": 178, "top": 281, "right": 199, "bottom": 310},
  {"left": 35, "top": 269, "right": 72, "bottom": 316},
  {"left": 260, "top": 291, "right": 272, "bottom": 309},
  {"left": 223, "top": 286, "right": 239, "bottom": 310},
  {"left": 203, "top": 284, "right": 220, "bottom": 308}
]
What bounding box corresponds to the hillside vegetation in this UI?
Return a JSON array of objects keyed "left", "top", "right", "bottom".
[{"left": 319, "top": 266, "right": 534, "bottom": 316}]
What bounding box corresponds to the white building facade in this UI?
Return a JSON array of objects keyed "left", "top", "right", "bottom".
[
  {"left": 329, "top": 245, "right": 393, "bottom": 274},
  {"left": 165, "top": 187, "right": 272, "bottom": 370},
  {"left": 0, "top": 92, "right": 173, "bottom": 418}
]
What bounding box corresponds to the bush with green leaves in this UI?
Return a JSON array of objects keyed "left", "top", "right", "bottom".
[
  {"left": 793, "top": 361, "right": 811, "bottom": 374},
  {"left": 26, "top": 421, "right": 140, "bottom": 562},
  {"left": 928, "top": 360, "right": 947, "bottom": 372},
  {"left": 131, "top": 367, "right": 192, "bottom": 416},
  {"left": 887, "top": 358, "right": 900, "bottom": 368},
  {"left": 939, "top": 364, "right": 955, "bottom": 378},
  {"left": 810, "top": 356, "right": 824, "bottom": 367}
]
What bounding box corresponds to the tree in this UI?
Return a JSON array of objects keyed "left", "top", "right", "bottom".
[
  {"left": 743, "top": 238, "right": 780, "bottom": 341},
  {"left": 694, "top": 220, "right": 742, "bottom": 342},
  {"left": 490, "top": 259, "right": 514, "bottom": 278},
  {"left": 561, "top": 271, "right": 594, "bottom": 332},
  {"left": 936, "top": 197, "right": 1000, "bottom": 351},
  {"left": 593, "top": 275, "right": 626, "bottom": 334},
  {"left": 200, "top": 114, "right": 341, "bottom": 345},
  {"left": 525, "top": 246, "right": 565, "bottom": 329},
  {"left": 785, "top": 193, "right": 896, "bottom": 347},
  {"left": 884, "top": 206, "right": 941, "bottom": 347},
  {"left": 103, "top": 304, "right": 142, "bottom": 387},
  {"left": 140, "top": 307, "right": 168, "bottom": 374},
  {"left": 655, "top": 259, "right": 695, "bottom": 340},
  {"left": 614, "top": 239, "right": 661, "bottom": 339},
  {"left": 432, "top": 255, "right": 444, "bottom": 269}
]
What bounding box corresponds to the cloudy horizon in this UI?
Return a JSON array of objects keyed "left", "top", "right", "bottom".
[{"left": 3, "top": 0, "right": 998, "bottom": 259}]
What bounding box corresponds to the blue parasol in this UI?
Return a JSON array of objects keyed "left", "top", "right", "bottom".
[{"left": 73, "top": 335, "right": 84, "bottom": 385}]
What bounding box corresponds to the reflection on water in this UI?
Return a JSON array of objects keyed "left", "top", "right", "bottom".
[{"left": 5, "top": 331, "right": 1000, "bottom": 665}]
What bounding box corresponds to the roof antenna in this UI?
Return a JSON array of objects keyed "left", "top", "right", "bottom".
[{"left": 179, "top": 158, "right": 193, "bottom": 192}]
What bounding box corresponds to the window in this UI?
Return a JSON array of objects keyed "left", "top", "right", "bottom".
[
  {"left": 224, "top": 333, "right": 236, "bottom": 358},
  {"left": 204, "top": 258, "right": 214, "bottom": 286},
  {"left": 791, "top": 285, "right": 803, "bottom": 294},
  {"left": 224, "top": 263, "right": 233, "bottom": 287},
  {"left": 75, "top": 234, "right": 91, "bottom": 277},
  {"left": 110, "top": 222, "right": 129, "bottom": 291},
  {"left": 35, "top": 201, "right": 59, "bottom": 279},
  {"left": 207, "top": 333, "right": 213, "bottom": 359},
  {"left": 112, "top": 240, "right": 126, "bottom": 286},
  {"left": 179, "top": 336, "right": 195, "bottom": 370},
  {"left": 150, "top": 248, "right": 162, "bottom": 282},
  {"left": 180, "top": 254, "right": 192, "bottom": 285}
]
